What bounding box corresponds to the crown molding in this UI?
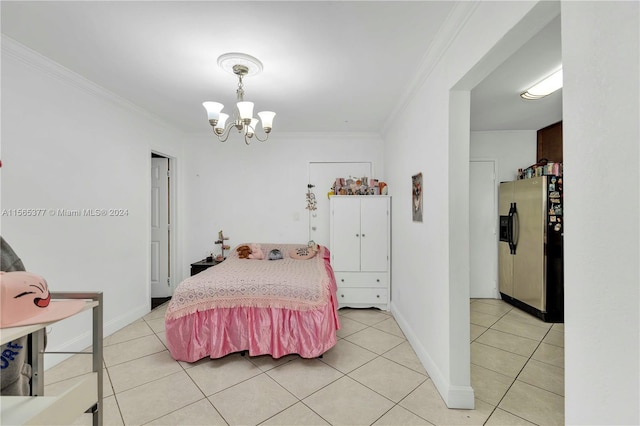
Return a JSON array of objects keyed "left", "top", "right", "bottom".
[
  {"left": 381, "top": 1, "right": 480, "bottom": 136},
  {"left": 1, "top": 35, "right": 178, "bottom": 133},
  {"left": 275, "top": 131, "right": 383, "bottom": 141},
  {"left": 185, "top": 130, "right": 382, "bottom": 141}
]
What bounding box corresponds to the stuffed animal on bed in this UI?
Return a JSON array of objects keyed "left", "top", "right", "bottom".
[
  {"left": 248, "top": 243, "right": 265, "bottom": 260},
  {"left": 236, "top": 245, "right": 251, "bottom": 259},
  {"left": 268, "top": 249, "right": 283, "bottom": 260},
  {"left": 290, "top": 245, "right": 317, "bottom": 260}
]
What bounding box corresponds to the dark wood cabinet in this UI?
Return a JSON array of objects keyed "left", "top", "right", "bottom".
[
  {"left": 537, "top": 121, "right": 563, "bottom": 163},
  {"left": 190, "top": 258, "right": 223, "bottom": 276}
]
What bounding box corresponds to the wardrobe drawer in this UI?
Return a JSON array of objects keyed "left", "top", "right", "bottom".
[
  {"left": 337, "top": 287, "right": 388, "bottom": 304},
  {"left": 334, "top": 272, "right": 388, "bottom": 288}
]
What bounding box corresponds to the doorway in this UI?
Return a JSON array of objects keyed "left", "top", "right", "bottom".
[
  {"left": 445, "top": 1, "right": 562, "bottom": 408},
  {"left": 151, "top": 152, "right": 173, "bottom": 307},
  {"left": 469, "top": 159, "right": 498, "bottom": 298}
]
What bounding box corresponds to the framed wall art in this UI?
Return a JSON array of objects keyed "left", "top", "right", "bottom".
[{"left": 412, "top": 172, "right": 423, "bottom": 222}]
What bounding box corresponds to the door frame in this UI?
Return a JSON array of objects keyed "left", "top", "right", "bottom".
[
  {"left": 469, "top": 158, "right": 500, "bottom": 299},
  {"left": 150, "top": 150, "right": 178, "bottom": 299}
]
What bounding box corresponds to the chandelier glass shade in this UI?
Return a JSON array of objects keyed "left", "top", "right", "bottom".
[{"left": 203, "top": 53, "right": 275, "bottom": 145}]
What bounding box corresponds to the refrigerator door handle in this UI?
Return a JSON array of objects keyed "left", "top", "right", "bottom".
[
  {"left": 512, "top": 209, "right": 520, "bottom": 251},
  {"left": 508, "top": 203, "right": 518, "bottom": 254}
]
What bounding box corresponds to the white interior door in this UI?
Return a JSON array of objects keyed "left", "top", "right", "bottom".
[
  {"left": 151, "top": 157, "right": 170, "bottom": 298},
  {"left": 469, "top": 160, "right": 498, "bottom": 298},
  {"left": 308, "top": 162, "right": 372, "bottom": 248}
]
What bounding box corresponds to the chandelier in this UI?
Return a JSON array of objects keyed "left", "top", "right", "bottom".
[{"left": 203, "top": 53, "right": 276, "bottom": 145}]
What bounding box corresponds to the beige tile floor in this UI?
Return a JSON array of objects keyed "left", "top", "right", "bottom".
[{"left": 44, "top": 298, "right": 564, "bottom": 425}]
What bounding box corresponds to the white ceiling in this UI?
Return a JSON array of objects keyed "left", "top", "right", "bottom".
[
  {"left": 471, "top": 15, "right": 562, "bottom": 131},
  {"left": 1, "top": 1, "right": 562, "bottom": 134}
]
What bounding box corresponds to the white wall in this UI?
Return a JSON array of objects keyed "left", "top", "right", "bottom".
[
  {"left": 470, "top": 130, "right": 537, "bottom": 182},
  {"left": 180, "top": 131, "right": 384, "bottom": 277},
  {"left": 562, "top": 2, "right": 639, "bottom": 424},
  {"left": 384, "top": 0, "right": 639, "bottom": 419},
  {"left": 0, "top": 37, "right": 183, "bottom": 365},
  {"left": 382, "top": 1, "right": 555, "bottom": 409}
]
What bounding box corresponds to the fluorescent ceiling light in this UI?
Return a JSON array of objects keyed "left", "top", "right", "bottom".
[{"left": 521, "top": 68, "right": 563, "bottom": 100}]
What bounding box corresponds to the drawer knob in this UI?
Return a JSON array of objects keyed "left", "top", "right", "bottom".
[
  {"left": 341, "top": 279, "right": 345, "bottom": 282},
  {"left": 377, "top": 294, "right": 380, "bottom": 298},
  {"left": 376, "top": 279, "right": 380, "bottom": 282},
  {"left": 341, "top": 294, "right": 344, "bottom": 298}
]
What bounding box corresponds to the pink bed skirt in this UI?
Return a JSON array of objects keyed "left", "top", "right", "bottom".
[{"left": 165, "top": 293, "right": 340, "bottom": 361}]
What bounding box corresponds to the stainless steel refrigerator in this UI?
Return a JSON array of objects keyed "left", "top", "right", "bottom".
[{"left": 498, "top": 176, "right": 564, "bottom": 322}]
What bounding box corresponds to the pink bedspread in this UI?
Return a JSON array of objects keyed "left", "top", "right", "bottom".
[{"left": 165, "top": 244, "right": 340, "bottom": 361}]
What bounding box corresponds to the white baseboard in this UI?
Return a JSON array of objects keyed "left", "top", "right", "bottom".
[{"left": 390, "top": 301, "right": 475, "bottom": 409}]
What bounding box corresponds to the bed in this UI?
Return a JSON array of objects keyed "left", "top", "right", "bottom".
[{"left": 165, "top": 243, "right": 340, "bottom": 362}]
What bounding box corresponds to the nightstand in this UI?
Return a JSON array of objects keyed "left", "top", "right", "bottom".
[{"left": 190, "top": 258, "right": 223, "bottom": 276}]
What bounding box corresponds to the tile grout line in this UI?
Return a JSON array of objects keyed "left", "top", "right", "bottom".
[
  {"left": 250, "top": 311, "right": 423, "bottom": 425},
  {"left": 481, "top": 323, "right": 560, "bottom": 425},
  {"left": 471, "top": 300, "right": 564, "bottom": 424},
  {"left": 331, "top": 315, "right": 434, "bottom": 425},
  {"left": 102, "top": 365, "right": 127, "bottom": 426},
  {"left": 124, "top": 311, "right": 226, "bottom": 425}
]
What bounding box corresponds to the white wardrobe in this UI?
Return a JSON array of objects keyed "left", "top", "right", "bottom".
[{"left": 329, "top": 195, "right": 391, "bottom": 310}]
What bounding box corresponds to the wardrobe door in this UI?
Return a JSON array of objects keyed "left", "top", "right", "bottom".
[
  {"left": 360, "top": 197, "right": 389, "bottom": 272},
  {"left": 330, "top": 197, "right": 361, "bottom": 271}
]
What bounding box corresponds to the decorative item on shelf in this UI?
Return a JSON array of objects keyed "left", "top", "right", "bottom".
[
  {"left": 306, "top": 184, "right": 317, "bottom": 211},
  {"left": 331, "top": 176, "right": 387, "bottom": 196},
  {"left": 545, "top": 162, "right": 562, "bottom": 176},
  {"left": 518, "top": 159, "right": 563, "bottom": 180},
  {"left": 214, "top": 230, "right": 230, "bottom": 261},
  {"left": 203, "top": 52, "right": 276, "bottom": 145}
]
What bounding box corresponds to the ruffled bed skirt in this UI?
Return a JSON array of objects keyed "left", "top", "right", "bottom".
[{"left": 165, "top": 294, "right": 340, "bottom": 361}]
